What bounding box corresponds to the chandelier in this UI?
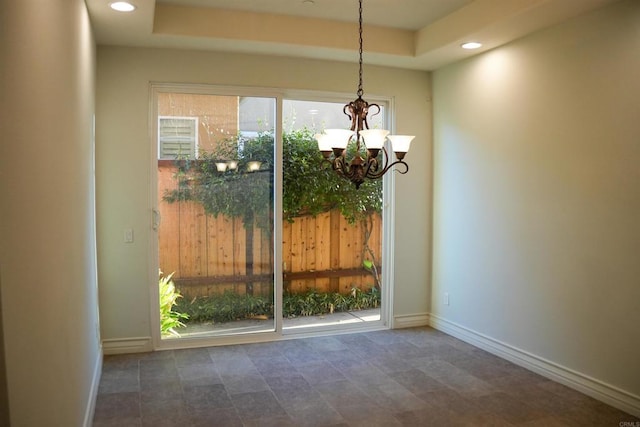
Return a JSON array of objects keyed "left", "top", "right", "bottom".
[{"left": 315, "top": 0, "right": 414, "bottom": 189}]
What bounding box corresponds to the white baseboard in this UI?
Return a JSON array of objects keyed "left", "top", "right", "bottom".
[
  {"left": 393, "top": 313, "right": 430, "bottom": 329},
  {"left": 83, "top": 349, "right": 103, "bottom": 427},
  {"left": 102, "top": 336, "right": 153, "bottom": 355},
  {"left": 429, "top": 314, "right": 640, "bottom": 418}
]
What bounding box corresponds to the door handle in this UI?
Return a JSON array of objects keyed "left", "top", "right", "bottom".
[{"left": 152, "top": 208, "right": 161, "bottom": 231}]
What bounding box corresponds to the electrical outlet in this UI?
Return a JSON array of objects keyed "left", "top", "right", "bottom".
[
  {"left": 124, "top": 228, "right": 134, "bottom": 243},
  {"left": 444, "top": 292, "right": 450, "bottom": 306}
]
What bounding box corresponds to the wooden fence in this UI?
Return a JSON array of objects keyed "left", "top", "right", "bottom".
[{"left": 158, "top": 164, "right": 382, "bottom": 299}]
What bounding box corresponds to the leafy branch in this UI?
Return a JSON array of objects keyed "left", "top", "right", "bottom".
[{"left": 163, "top": 128, "right": 382, "bottom": 228}]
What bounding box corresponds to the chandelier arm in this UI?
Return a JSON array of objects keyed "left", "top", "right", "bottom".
[
  {"left": 339, "top": 156, "right": 362, "bottom": 183},
  {"left": 364, "top": 146, "right": 389, "bottom": 177},
  {"left": 362, "top": 102, "right": 380, "bottom": 131},
  {"left": 365, "top": 160, "right": 409, "bottom": 180},
  {"left": 388, "top": 160, "right": 409, "bottom": 175},
  {"left": 332, "top": 156, "right": 347, "bottom": 177},
  {"left": 337, "top": 152, "right": 366, "bottom": 188},
  {"left": 365, "top": 157, "right": 379, "bottom": 175},
  {"left": 343, "top": 103, "right": 355, "bottom": 129},
  {"left": 367, "top": 103, "right": 381, "bottom": 119},
  {"left": 362, "top": 148, "right": 408, "bottom": 179}
]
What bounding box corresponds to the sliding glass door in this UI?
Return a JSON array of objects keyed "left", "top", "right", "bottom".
[
  {"left": 281, "top": 98, "right": 385, "bottom": 333},
  {"left": 152, "top": 86, "right": 278, "bottom": 342},
  {"left": 150, "top": 84, "right": 391, "bottom": 346}
]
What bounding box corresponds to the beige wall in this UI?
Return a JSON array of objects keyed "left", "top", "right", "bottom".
[
  {"left": 432, "top": 0, "right": 640, "bottom": 409},
  {"left": 96, "top": 48, "right": 431, "bottom": 343},
  {"left": 0, "top": 0, "right": 101, "bottom": 425}
]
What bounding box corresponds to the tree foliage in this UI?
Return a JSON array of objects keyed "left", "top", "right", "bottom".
[{"left": 164, "top": 128, "right": 382, "bottom": 228}]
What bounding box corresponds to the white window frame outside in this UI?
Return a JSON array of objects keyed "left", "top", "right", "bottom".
[{"left": 158, "top": 115, "right": 199, "bottom": 160}]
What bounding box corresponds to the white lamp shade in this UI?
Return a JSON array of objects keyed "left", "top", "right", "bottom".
[
  {"left": 247, "top": 161, "right": 262, "bottom": 172},
  {"left": 387, "top": 135, "right": 415, "bottom": 153},
  {"left": 314, "top": 134, "right": 333, "bottom": 152},
  {"left": 323, "top": 129, "right": 355, "bottom": 150},
  {"left": 360, "top": 129, "right": 389, "bottom": 150}
]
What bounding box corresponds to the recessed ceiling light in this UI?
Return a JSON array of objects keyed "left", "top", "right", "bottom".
[
  {"left": 110, "top": 2, "right": 136, "bottom": 12},
  {"left": 461, "top": 42, "right": 482, "bottom": 50}
]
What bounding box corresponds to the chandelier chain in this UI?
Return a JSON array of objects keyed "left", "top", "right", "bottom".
[
  {"left": 315, "top": 0, "right": 411, "bottom": 188},
  {"left": 357, "top": 0, "right": 364, "bottom": 98}
]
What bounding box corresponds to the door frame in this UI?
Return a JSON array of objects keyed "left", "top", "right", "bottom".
[{"left": 148, "top": 83, "right": 396, "bottom": 350}]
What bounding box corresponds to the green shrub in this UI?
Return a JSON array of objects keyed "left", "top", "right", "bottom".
[
  {"left": 159, "top": 271, "right": 188, "bottom": 336},
  {"left": 282, "top": 288, "right": 380, "bottom": 318},
  {"left": 175, "top": 287, "right": 380, "bottom": 324},
  {"left": 174, "top": 290, "right": 272, "bottom": 323}
]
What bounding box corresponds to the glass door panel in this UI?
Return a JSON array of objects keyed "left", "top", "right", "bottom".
[
  {"left": 281, "top": 99, "right": 384, "bottom": 332},
  {"left": 156, "top": 92, "right": 276, "bottom": 339}
]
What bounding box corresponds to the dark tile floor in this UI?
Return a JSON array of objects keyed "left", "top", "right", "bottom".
[{"left": 93, "top": 327, "right": 638, "bottom": 426}]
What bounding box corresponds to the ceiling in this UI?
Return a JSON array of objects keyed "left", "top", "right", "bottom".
[{"left": 86, "top": 0, "right": 619, "bottom": 70}]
